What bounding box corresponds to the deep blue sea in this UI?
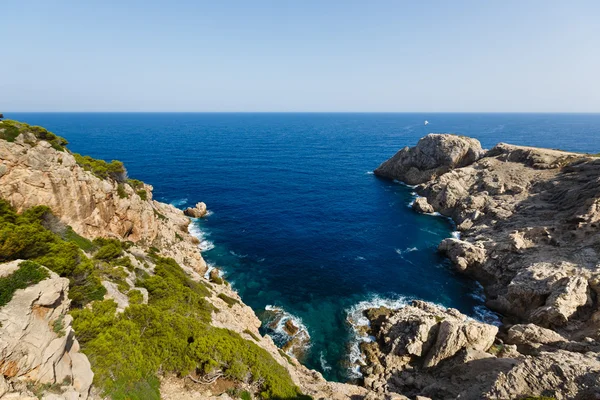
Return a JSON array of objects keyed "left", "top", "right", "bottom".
[{"left": 8, "top": 112, "right": 600, "bottom": 381}]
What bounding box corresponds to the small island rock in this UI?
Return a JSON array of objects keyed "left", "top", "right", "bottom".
[{"left": 184, "top": 202, "right": 207, "bottom": 218}]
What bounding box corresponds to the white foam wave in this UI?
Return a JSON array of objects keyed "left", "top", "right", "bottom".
[
  {"left": 203, "top": 262, "right": 216, "bottom": 279},
  {"left": 395, "top": 247, "right": 417, "bottom": 255},
  {"left": 203, "top": 263, "right": 224, "bottom": 280},
  {"left": 393, "top": 179, "right": 418, "bottom": 189},
  {"left": 204, "top": 210, "right": 214, "bottom": 217},
  {"left": 319, "top": 352, "right": 332, "bottom": 373},
  {"left": 473, "top": 305, "right": 502, "bottom": 326},
  {"left": 355, "top": 256, "right": 366, "bottom": 261},
  {"left": 188, "top": 221, "right": 215, "bottom": 252},
  {"left": 229, "top": 250, "right": 248, "bottom": 258},
  {"left": 264, "top": 305, "right": 311, "bottom": 356},
  {"left": 452, "top": 231, "right": 461, "bottom": 239},
  {"left": 345, "top": 295, "right": 412, "bottom": 378},
  {"left": 365, "top": 171, "right": 374, "bottom": 175}
]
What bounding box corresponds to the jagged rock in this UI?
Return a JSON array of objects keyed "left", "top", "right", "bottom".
[
  {"left": 363, "top": 301, "right": 497, "bottom": 373},
  {"left": 438, "top": 238, "right": 486, "bottom": 272},
  {"left": 368, "top": 136, "right": 600, "bottom": 399},
  {"left": 412, "top": 197, "right": 434, "bottom": 214},
  {"left": 0, "top": 260, "right": 93, "bottom": 399},
  {"left": 507, "top": 323, "right": 566, "bottom": 346},
  {"left": 183, "top": 202, "right": 207, "bottom": 218},
  {"left": 374, "top": 134, "right": 484, "bottom": 184}
]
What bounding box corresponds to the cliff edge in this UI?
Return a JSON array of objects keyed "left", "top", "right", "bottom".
[{"left": 363, "top": 134, "right": 600, "bottom": 399}]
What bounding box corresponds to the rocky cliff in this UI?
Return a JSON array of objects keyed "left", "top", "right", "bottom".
[
  {"left": 364, "top": 134, "right": 600, "bottom": 399},
  {"left": 0, "top": 127, "right": 206, "bottom": 277}
]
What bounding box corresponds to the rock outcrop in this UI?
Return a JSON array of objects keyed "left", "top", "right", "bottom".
[
  {"left": 365, "top": 135, "right": 600, "bottom": 399},
  {"left": 0, "top": 131, "right": 206, "bottom": 276},
  {"left": 183, "top": 202, "right": 207, "bottom": 218},
  {"left": 0, "top": 260, "right": 93, "bottom": 399},
  {"left": 374, "top": 134, "right": 485, "bottom": 185}
]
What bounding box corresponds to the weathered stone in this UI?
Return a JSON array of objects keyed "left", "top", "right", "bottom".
[
  {"left": 374, "top": 134, "right": 484, "bottom": 184},
  {"left": 183, "top": 202, "right": 207, "bottom": 218},
  {"left": 412, "top": 197, "right": 434, "bottom": 214}
]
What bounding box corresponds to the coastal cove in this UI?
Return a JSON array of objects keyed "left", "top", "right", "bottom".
[{"left": 9, "top": 112, "right": 600, "bottom": 382}]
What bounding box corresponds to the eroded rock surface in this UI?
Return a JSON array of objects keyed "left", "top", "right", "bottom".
[
  {"left": 364, "top": 136, "right": 600, "bottom": 399},
  {"left": 0, "top": 134, "right": 206, "bottom": 276},
  {"left": 0, "top": 260, "right": 93, "bottom": 399},
  {"left": 374, "top": 134, "right": 485, "bottom": 185}
]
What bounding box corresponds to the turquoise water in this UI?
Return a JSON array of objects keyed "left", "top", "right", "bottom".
[{"left": 8, "top": 112, "right": 600, "bottom": 381}]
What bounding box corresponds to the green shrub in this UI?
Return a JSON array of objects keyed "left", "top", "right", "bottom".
[
  {"left": 0, "top": 200, "right": 106, "bottom": 307},
  {"left": 127, "top": 179, "right": 144, "bottom": 190},
  {"left": 73, "top": 255, "right": 304, "bottom": 400},
  {"left": 128, "top": 289, "right": 144, "bottom": 305},
  {"left": 136, "top": 190, "right": 147, "bottom": 201},
  {"left": 93, "top": 238, "right": 123, "bottom": 260},
  {"left": 240, "top": 391, "right": 252, "bottom": 400},
  {"left": 0, "top": 260, "right": 49, "bottom": 306},
  {"left": 73, "top": 153, "right": 126, "bottom": 182},
  {"left": 0, "top": 121, "right": 21, "bottom": 142},
  {"left": 117, "top": 183, "right": 128, "bottom": 199},
  {"left": 112, "top": 256, "right": 134, "bottom": 271},
  {"left": 53, "top": 315, "right": 65, "bottom": 337},
  {"left": 218, "top": 293, "right": 239, "bottom": 308},
  {"left": 62, "top": 226, "right": 95, "bottom": 252},
  {"left": 244, "top": 329, "right": 260, "bottom": 342},
  {"left": 0, "top": 120, "right": 68, "bottom": 150}
]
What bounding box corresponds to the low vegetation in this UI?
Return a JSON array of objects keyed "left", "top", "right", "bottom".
[
  {"left": 72, "top": 253, "right": 305, "bottom": 400},
  {"left": 72, "top": 153, "right": 127, "bottom": 182},
  {"left": 0, "top": 200, "right": 106, "bottom": 307},
  {"left": 0, "top": 260, "right": 49, "bottom": 307},
  {"left": 0, "top": 119, "right": 68, "bottom": 151},
  {"left": 218, "top": 293, "right": 240, "bottom": 307}
]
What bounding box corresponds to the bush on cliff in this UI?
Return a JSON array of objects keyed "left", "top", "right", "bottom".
[
  {"left": 0, "top": 119, "right": 69, "bottom": 151},
  {"left": 0, "top": 200, "right": 106, "bottom": 307},
  {"left": 72, "top": 254, "right": 305, "bottom": 400},
  {"left": 73, "top": 153, "right": 127, "bottom": 182},
  {"left": 0, "top": 260, "right": 49, "bottom": 307}
]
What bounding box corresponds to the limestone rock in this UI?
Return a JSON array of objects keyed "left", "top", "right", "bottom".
[
  {"left": 412, "top": 197, "right": 434, "bottom": 214},
  {"left": 183, "top": 202, "right": 207, "bottom": 218},
  {"left": 0, "top": 135, "right": 207, "bottom": 275},
  {"left": 438, "top": 238, "right": 486, "bottom": 272},
  {"left": 0, "top": 261, "right": 93, "bottom": 399},
  {"left": 374, "top": 134, "right": 484, "bottom": 184}
]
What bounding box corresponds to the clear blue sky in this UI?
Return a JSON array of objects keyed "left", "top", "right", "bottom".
[{"left": 2, "top": 1, "right": 599, "bottom": 112}]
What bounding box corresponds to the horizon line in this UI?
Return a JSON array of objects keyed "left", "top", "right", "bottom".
[{"left": 4, "top": 111, "right": 600, "bottom": 115}]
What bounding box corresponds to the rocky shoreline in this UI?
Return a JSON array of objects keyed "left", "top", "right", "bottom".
[{"left": 363, "top": 134, "right": 600, "bottom": 399}]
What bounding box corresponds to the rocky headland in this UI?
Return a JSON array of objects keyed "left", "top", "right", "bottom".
[{"left": 365, "top": 134, "right": 600, "bottom": 399}]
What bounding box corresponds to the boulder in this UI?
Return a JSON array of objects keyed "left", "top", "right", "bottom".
[
  {"left": 184, "top": 202, "right": 207, "bottom": 218},
  {"left": 412, "top": 197, "right": 434, "bottom": 214},
  {"left": 438, "top": 238, "right": 487, "bottom": 272}
]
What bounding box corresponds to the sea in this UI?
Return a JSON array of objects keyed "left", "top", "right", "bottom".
[{"left": 8, "top": 112, "right": 600, "bottom": 381}]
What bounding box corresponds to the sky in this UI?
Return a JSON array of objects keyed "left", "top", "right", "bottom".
[{"left": 1, "top": 1, "right": 599, "bottom": 112}]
